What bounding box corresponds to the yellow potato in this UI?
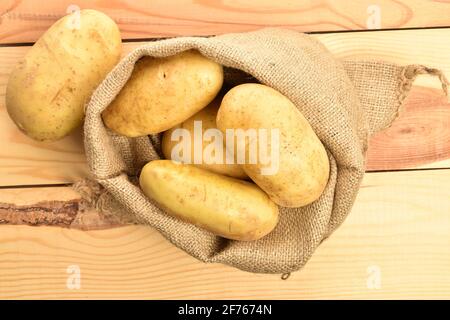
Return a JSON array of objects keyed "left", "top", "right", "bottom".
[
  {"left": 162, "top": 97, "right": 248, "bottom": 179},
  {"left": 6, "top": 9, "right": 122, "bottom": 141},
  {"left": 102, "top": 50, "right": 223, "bottom": 137},
  {"left": 139, "top": 160, "right": 279, "bottom": 241},
  {"left": 216, "top": 83, "right": 330, "bottom": 207}
]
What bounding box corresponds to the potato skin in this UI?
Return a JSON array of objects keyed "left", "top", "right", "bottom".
[
  {"left": 6, "top": 9, "right": 122, "bottom": 141},
  {"left": 162, "top": 96, "right": 248, "bottom": 179},
  {"left": 102, "top": 50, "right": 224, "bottom": 137},
  {"left": 216, "top": 83, "right": 330, "bottom": 208},
  {"left": 139, "top": 160, "right": 279, "bottom": 241}
]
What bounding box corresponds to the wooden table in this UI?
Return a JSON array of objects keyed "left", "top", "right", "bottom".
[{"left": 0, "top": 0, "right": 449, "bottom": 299}]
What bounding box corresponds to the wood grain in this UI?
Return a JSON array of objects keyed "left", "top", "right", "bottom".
[
  {"left": 2, "top": 0, "right": 450, "bottom": 44},
  {"left": 0, "top": 28, "right": 449, "bottom": 186},
  {"left": 366, "top": 86, "right": 450, "bottom": 171},
  {"left": 0, "top": 169, "right": 448, "bottom": 299}
]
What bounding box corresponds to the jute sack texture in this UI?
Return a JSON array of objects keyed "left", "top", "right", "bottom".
[{"left": 80, "top": 28, "right": 448, "bottom": 274}]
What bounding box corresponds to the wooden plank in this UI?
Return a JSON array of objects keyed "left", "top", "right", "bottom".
[
  {"left": 2, "top": 0, "right": 450, "bottom": 44},
  {"left": 315, "top": 28, "right": 450, "bottom": 89},
  {"left": 0, "top": 169, "right": 448, "bottom": 299},
  {"left": 366, "top": 86, "right": 450, "bottom": 171},
  {"left": 316, "top": 28, "right": 450, "bottom": 170},
  {"left": 0, "top": 29, "right": 450, "bottom": 186}
]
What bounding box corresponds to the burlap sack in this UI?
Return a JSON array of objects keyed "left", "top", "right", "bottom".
[{"left": 78, "top": 28, "right": 448, "bottom": 274}]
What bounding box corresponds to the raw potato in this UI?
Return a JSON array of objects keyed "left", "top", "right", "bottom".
[
  {"left": 216, "top": 83, "right": 330, "bottom": 207},
  {"left": 139, "top": 160, "right": 279, "bottom": 241},
  {"left": 162, "top": 96, "right": 248, "bottom": 179},
  {"left": 6, "top": 9, "right": 122, "bottom": 141},
  {"left": 102, "top": 50, "right": 224, "bottom": 137}
]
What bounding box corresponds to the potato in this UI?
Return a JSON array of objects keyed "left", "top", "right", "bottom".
[
  {"left": 216, "top": 83, "right": 330, "bottom": 208},
  {"left": 139, "top": 160, "right": 279, "bottom": 241},
  {"left": 102, "top": 50, "right": 224, "bottom": 137},
  {"left": 6, "top": 9, "right": 122, "bottom": 141},
  {"left": 162, "top": 96, "right": 248, "bottom": 179}
]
